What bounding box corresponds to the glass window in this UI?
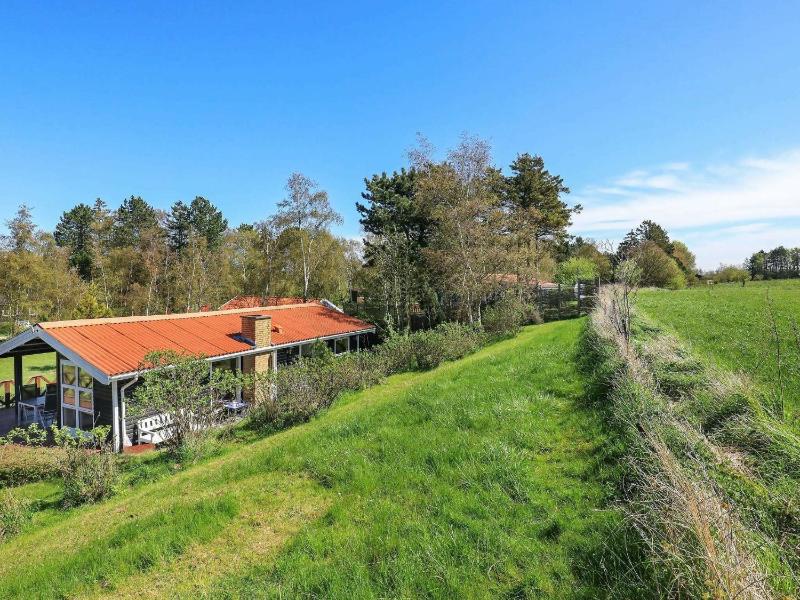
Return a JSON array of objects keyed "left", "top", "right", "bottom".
[
  {"left": 334, "top": 338, "right": 348, "bottom": 354},
  {"left": 79, "top": 411, "right": 94, "bottom": 430},
  {"left": 63, "top": 388, "right": 75, "bottom": 406},
  {"left": 61, "top": 362, "right": 93, "bottom": 431},
  {"left": 62, "top": 365, "right": 76, "bottom": 385},
  {"left": 79, "top": 390, "right": 93, "bottom": 410},
  {"left": 212, "top": 358, "right": 236, "bottom": 372},
  {"left": 326, "top": 339, "right": 335, "bottom": 352},
  {"left": 300, "top": 343, "right": 313, "bottom": 357},
  {"left": 62, "top": 408, "right": 76, "bottom": 428},
  {"left": 78, "top": 368, "right": 93, "bottom": 389}
]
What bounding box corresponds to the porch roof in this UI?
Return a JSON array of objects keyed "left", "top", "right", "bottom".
[{"left": 0, "top": 302, "right": 374, "bottom": 384}]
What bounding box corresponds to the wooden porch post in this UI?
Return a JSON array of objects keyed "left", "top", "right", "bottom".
[{"left": 13, "top": 355, "right": 22, "bottom": 424}]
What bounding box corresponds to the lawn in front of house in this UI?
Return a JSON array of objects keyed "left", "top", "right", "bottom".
[{"left": 0, "top": 320, "right": 623, "bottom": 598}]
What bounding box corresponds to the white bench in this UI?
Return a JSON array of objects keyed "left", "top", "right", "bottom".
[{"left": 137, "top": 413, "right": 174, "bottom": 445}]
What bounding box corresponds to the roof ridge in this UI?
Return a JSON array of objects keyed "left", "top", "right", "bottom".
[{"left": 39, "top": 303, "right": 319, "bottom": 329}]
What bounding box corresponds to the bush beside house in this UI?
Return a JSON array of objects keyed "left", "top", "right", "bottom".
[
  {"left": 248, "top": 322, "right": 488, "bottom": 431},
  {"left": 0, "top": 444, "right": 62, "bottom": 487}
]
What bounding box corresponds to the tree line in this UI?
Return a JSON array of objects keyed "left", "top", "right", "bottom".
[
  {"left": 746, "top": 246, "right": 800, "bottom": 280},
  {"left": 0, "top": 174, "right": 356, "bottom": 334},
  {"left": 0, "top": 133, "right": 701, "bottom": 336}
]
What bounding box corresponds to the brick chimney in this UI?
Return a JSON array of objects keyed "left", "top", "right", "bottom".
[
  {"left": 241, "top": 314, "right": 272, "bottom": 348},
  {"left": 241, "top": 315, "right": 273, "bottom": 387}
]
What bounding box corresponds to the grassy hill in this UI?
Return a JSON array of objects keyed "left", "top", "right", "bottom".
[
  {"left": 638, "top": 279, "right": 800, "bottom": 424},
  {"left": 0, "top": 319, "right": 623, "bottom": 599}
]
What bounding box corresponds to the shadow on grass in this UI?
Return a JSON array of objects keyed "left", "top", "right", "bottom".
[{"left": 567, "top": 321, "right": 671, "bottom": 599}]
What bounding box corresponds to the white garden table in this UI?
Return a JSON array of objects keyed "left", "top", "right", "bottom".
[{"left": 18, "top": 395, "right": 46, "bottom": 425}]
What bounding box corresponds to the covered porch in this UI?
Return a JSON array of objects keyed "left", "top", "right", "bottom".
[{"left": 0, "top": 338, "right": 59, "bottom": 436}]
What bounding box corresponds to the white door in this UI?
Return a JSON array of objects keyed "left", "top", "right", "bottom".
[{"left": 60, "top": 361, "right": 95, "bottom": 430}]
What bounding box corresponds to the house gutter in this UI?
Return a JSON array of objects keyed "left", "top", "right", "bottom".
[{"left": 119, "top": 373, "right": 139, "bottom": 447}]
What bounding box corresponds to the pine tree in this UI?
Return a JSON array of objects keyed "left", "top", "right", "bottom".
[
  {"left": 111, "top": 196, "right": 159, "bottom": 248},
  {"left": 188, "top": 196, "right": 227, "bottom": 249},
  {"left": 166, "top": 200, "right": 192, "bottom": 252},
  {"left": 54, "top": 203, "right": 96, "bottom": 279}
]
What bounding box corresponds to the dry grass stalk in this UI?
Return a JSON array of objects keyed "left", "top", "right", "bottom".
[{"left": 593, "top": 286, "right": 774, "bottom": 599}]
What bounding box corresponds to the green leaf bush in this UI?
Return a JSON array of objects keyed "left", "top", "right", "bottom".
[{"left": 248, "top": 322, "right": 486, "bottom": 431}]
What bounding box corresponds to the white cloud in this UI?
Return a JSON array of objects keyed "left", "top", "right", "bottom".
[
  {"left": 684, "top": 225, "right": 800, "bottom": 269},
  {"left": 571, "top": 150, "right": 800, "bottom": 269},
  {"left": 613, "top": 171, "right": 684, "bottom": 191}
]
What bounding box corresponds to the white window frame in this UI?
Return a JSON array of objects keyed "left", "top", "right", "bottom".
[
  {"left": 333, "top": 336, "right": 349, "bottom": 355},
  {"left": 61, "top": 360, "right": 94, "bottom": 430}
]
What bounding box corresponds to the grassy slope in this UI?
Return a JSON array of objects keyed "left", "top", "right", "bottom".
[
  {"left": 0, "top": 320, "right": 620, "bottom": 599},
  {"left": 638, "top": 280, "right": 800, "bottom": 422}
]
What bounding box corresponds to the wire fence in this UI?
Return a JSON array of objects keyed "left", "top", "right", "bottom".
[{"left": 534, "top": 279, "right": 600, "bottom": 321}]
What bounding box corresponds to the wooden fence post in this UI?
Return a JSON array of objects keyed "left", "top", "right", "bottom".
[
  {"left": 557, "top": 283, "right": 562, "bottom": 320},
  {"left": 577, "top": 280, "right": 582, "bottom": 316}
]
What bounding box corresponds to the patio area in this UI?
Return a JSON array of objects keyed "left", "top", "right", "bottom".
[
  {"left": 0, "top": 405, "right": 16, "bottom": 435},
  {"left": 0, "top": 347, "right": 58, "bottom": 437}
]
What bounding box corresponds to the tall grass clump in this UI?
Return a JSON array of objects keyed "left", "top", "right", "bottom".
[
  {"left": 0, "top": 490, "right": 31, "bottom": 541},
  {"left": 583, "top": 285, "right": 800, "bottom": 598},
  {"left": 53, "top": 426, "right": 118, "bottom": 508},
  {"left": 248, "top": 322, "right": 486, "bottom": 431}
]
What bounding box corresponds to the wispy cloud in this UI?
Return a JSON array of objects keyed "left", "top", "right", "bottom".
[{"left": 571, "top": 149, "right": 800, "bottom": 269}]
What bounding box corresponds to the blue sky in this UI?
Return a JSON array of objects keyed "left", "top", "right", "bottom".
[{"left": 1, "top": 1, "right": 799, "bottom": 269}]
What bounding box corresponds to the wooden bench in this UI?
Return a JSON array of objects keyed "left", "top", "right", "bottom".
[{"left": 137, "top": 414, "right": 174, "bottom": 445}]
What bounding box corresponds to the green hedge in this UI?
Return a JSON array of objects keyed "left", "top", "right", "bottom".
[{"left": 0, "top": 444, "right": 63, "bottom": 487}]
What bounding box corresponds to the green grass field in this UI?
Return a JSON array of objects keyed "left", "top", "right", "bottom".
[
  {"left": 0, "top": 353, "right": 57, "bottom": 384},
  {"left": 638, "top": 279, "right": 800, "bottom": 424},
  {"left": 0, "top": 320, "right": 623, "bottom": 598}
]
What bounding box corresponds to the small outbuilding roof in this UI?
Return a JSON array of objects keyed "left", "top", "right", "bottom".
[
  {"left": 219, "top": 295, "right": 311, "bottom": 309},
  {"left": 0, "top": 303, "right": 374, "bottom": 383}
]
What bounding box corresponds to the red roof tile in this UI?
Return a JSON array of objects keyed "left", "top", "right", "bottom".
[
  {"left": 219, "top": 295, "right": 312, "bottom": 309},
  {"left": 39, "top": 303, "right": 374, "bottom": 378}
]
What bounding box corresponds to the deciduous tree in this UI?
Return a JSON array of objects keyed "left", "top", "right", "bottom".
[
  {"left": 415, "top": 135, "right": 508, "bottom": 324},
  {"left": 273, "top": 173, "right": 342, "bottom": 300}
]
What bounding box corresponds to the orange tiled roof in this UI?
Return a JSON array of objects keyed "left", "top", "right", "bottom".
[
  {"left": 39, "top": 303, "right": 373, "bottom": 378},
  {"left": 489, "top": 273, "right": 555, "bottom": 287},
  {"left": 219, "top": 295, "right": 313, "bottom": 309}
]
